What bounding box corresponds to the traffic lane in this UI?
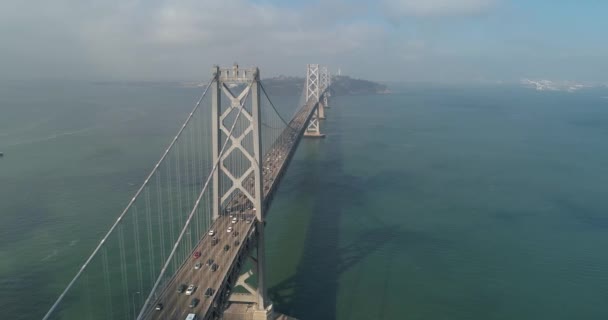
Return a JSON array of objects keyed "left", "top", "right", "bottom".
[
  {"left": 156, "top": 223, "right": 221, "bottom": 320},
  {"left": 196, "top": 215, "right": 253, "bottom": 315},
  {"left": 152, "top": 217, "right": 229, "bottom": 319},
  {"left": 188, "top": 218, "right": 228, "bottom": 315},
  {"left": 181, "top": 216, "right": 246, "bottom": 317}
]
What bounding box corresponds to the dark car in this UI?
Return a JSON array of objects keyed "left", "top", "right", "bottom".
[
  {"left": 224, "top": 245, "right": 230, "bottom": 252},
  {"left": 233, "top": 231, "right": 239, "bottom": 237},
  {"left": 211, "top": 237, "right": 218, "bottom": 246},
  {"left": 189, "top": 298, "right": 200, "bottom": 308},
  {"left": 211, "top": 263, "right": 218, "bottom": 272},
  {"left": 206, "top": 258, "right": 214, "bottom": 266},
  {"left": 155, "top": 303, "right": 163, "bottom": 311},
  {"left": 204, "top": 287, "right": 215, "bottom": 298},
  {"left": 193, "top": 251, "right": 201, "bottom": 259},
  {"left": 177, "top": 284, "right": 187, "bottom": 294},
  {"left": 234, "top": 240, "right": 240, "bottom": 246}
]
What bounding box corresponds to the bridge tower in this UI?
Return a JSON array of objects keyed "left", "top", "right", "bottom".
[
  {"left": 320, "top": 66, "right": 331, "bottom": 109},
  {"left": 304, "top": 64, "right": 326, "bottom": 137},
  {"left": 211, "top": 64, "right": 272, "bottom": 319}
]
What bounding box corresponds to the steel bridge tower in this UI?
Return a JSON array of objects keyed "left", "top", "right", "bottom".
[
  {"left": 211, "top": 64, "right": 272, "bottom": 319},
  {"left": 320, "top": 66, "right": 331, "bottom": 109},
  {"left": 304, "top": 64, "right": 326, "bottom": 137}
]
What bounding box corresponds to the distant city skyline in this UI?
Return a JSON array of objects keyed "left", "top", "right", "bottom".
[{"left": 1, "top": 0, "right": 607, "bottom": 83}]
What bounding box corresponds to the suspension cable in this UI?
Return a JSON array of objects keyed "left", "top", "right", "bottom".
[{"left": 259, "top": 82, "right": 296, "bottom": 130}]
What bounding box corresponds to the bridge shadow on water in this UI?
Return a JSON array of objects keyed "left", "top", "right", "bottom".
[{"left": 268, "top": 112, "right": 400, "bottom": 320}]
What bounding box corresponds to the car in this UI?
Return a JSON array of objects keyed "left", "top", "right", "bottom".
[
  {"left": 185, "top": 313, "right": 198, "bottom": 320},
  {"left": 177, "top": 284, "right": 187, "bottom": 294},
  {"left": 208, "top": 230, "right": 215, "bottom": 236},
  {"left": 224, "top": 245, "right": 230, "bottom": 252},
  {"left": 231, "top": 217, "right": 238, "bottom": 224},
  {"left": 207, "top": 258, "right": 214, "bottom": 266},
  {"left": 193, "top": 251, "right": 201, "bottom": 259},
  {"left": 185, "top": 284, "right": 196, "bottom": 295},
  {"left": 233, "top": 231, "right": 239, "bottom": 237},
  {"left": 211, "top": 263, "right": 218, "bottom": 272},
  {"left": 211, "top": 237, "right": 218, "bottom": 246},
  {"left": 234, "top": 240, "right": 240, "bottom": 246},
  {"left": 189, "top": 298, "right": 200, "bottom": 308},
  {"left": 227, "top": 226, "right": 233, "bottom": 233},
  {"left": 194, "top": 262, "right": 202, "bottom": 270},
  {"left": 246, "top": 218, "right": 253, "bottom": 224},
  {"left": 204, "top": 287, "right": 215, "bottom": 298},
  {"left": 155, "top": 303, "right": 163, "bottom": 311}
]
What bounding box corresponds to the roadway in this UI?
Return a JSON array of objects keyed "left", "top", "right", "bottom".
[{"left": 147, "top": 215, "right": 254, "bottom": 320}]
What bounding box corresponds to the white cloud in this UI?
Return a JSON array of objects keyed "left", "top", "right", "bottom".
[
  {"left": 383, "top": 0, "right": 497, "bottom": 17},
  {"left": 0, "top": 0, "right": 387, "bottom": 80}
]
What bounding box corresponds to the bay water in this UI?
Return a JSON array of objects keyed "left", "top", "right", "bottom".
[{"left": 1, "top": 81, "right": 608, "bottom": 319}]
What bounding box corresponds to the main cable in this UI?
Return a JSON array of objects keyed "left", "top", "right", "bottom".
[{"left": 259, "top": 82, "right": 296, "bottom": 130}]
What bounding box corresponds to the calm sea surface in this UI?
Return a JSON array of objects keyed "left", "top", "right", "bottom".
[{"left": 1, "top": 81, "right": 608, "bottom": 319}]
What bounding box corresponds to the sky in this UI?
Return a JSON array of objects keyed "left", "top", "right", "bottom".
[{"left": 1, "top": 0, "right": 607, "bottom": 83}]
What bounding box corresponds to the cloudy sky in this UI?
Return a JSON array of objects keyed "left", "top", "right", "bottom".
[{"left": 1, "top": 0, "right": 607, "bottom": 83}]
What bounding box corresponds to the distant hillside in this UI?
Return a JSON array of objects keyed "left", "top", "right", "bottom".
[
  {"left": 261, "top": 75, "right": 389, "bottom": 96},
  {"left": 334, "top": 76, "right": 390, "bottom": 95}
]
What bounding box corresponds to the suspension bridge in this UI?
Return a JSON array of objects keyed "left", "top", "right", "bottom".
[{"left": 42, "top": 64, "right": 333, "bottom": 320}]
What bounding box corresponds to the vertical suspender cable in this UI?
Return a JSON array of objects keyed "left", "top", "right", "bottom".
[
  {"left": 144, "top": 187, "right": 156, "bottom": 282},
  {"left": 132, "top": 205, "right": 144, "bottom": 296},
  {"left": 101, "top": 247, "right": 114, "bottom": 318},
  {"left": 118, "top": 223, "right": 129, "bottom": 319},
  {"left": 156, "top": 172, "right": 166, "bottom": 266}
]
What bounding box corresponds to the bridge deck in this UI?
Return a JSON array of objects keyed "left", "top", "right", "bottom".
[
  {"left": 148, "top": 216, "right": 254, "bottom": 319},
  {"left": 144, "top": 100, "right": 317, "bottom": 320}
]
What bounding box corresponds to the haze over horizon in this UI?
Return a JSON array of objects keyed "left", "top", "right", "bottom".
[{"left": 1, "top": 0, "right": 607, "bottom": 83}]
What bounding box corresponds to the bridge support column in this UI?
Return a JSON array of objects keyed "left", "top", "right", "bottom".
[
  {"left": 320, "top": 66, "right": 331, "bottom": 109},
  {"left": 252, "top": 70, "right": 269, "bottom": 314},
  {"left": 318, "top": 101, "right": 326, "bottom": 119},
  {"left": 211, "top": 66, "right": 221, "bottom": 221}
]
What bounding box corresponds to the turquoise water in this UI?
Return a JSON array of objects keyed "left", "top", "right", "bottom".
[{"left": 1, "top": 82, "right": 608, "bottom": 319}]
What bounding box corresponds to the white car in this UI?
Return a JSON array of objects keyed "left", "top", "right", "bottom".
[
  {"left": 208, "top": 230, "right": 215, "bottom": 236},
  {"left": 231, "top": 217, "right": 238, "bottom": 224},
  {"left": 227, "top": 226, "right": 233, "bottom": 233},
  {"left": 185, "top": 284, "right": 196, "bottom": 295}
]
